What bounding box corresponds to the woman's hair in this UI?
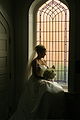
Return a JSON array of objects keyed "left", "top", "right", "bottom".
[{"left": 35, "top": 44, "right": 46, "bottom": 54}]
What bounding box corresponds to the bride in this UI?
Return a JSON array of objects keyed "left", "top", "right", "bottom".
[{"left": 10, "top": 44, "right": 66, "bottom": 120}]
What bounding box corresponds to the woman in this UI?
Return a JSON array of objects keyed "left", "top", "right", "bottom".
[
  {"left": 10, "top": 45, "right": 65, "bottom": 120},
  {"left": 31, "top": 45, "right": 48, "bottom": 78}
]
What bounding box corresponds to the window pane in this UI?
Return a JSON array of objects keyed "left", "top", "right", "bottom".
[{"left": 37, "top": 0, "right": 69, "bottom": 90}]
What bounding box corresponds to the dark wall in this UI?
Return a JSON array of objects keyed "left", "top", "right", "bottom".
[
  {"left": 14, "top": 0, "right": 34, "bottom": 104},
  {"left": 0, "top": 0, "right": 14, "bottom": 21},
  {"left": 75, "top": 0, "right": 80, "bottom": 92},
  {"left": 0, "top": 0, "right": 15, "bottom": 119},
  {"left": 14, "top": 0, "right": 31, "bottom": 103}
]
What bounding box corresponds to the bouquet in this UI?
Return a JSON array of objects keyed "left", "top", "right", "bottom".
[{"left": 43, "top": 65, "right": 56, "bottom": 81}]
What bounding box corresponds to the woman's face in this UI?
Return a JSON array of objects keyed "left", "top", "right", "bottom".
[{"left": 39, "top": 50, "right": 46, "bottom": 58}]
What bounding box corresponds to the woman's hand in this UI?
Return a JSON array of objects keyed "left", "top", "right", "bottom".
[{"left": 52, "top": 65, "right": 55, "bottom": 69}]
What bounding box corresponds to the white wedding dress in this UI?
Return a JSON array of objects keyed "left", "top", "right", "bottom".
[{"left": 10, "top": 64, "right": 65, "bottom": 120}]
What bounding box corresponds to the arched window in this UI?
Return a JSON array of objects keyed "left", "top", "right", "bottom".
[{"left": 29, "top": 0, "right": 69, "bottom": 92}]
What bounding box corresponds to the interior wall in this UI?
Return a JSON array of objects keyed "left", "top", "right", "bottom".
[
  {"left": 75, "top": 0, "right": 80, "bottom": 92},
  {"left": 14, "top": 0, "right": 34, "bottom": 104},
  {"left": 0, "top": 0, "right": 14, "bottom": 21},
  {"left": 0, "top": 0, "right": 15, "bottom": 119}
]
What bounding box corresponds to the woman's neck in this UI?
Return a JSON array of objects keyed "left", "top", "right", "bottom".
[{"left": 36, "top": 56, "right": 42, "bottom": 59}]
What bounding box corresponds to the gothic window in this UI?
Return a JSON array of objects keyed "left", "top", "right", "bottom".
[{"left": 36, "top": 0, "right": 69, "bottom": 91}]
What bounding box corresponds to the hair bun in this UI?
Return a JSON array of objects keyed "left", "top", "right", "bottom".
[{"left": 35, "top": 44, "right": 46, "bottom": 53}]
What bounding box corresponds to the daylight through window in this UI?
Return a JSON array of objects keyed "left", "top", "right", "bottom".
[{"left": 36, "top": 0, "right": 69, "bottom": 91}]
